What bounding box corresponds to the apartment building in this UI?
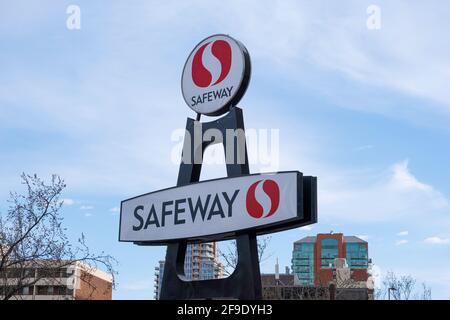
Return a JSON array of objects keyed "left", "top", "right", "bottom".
[{"left": 0, "top": 261, "right": 113, "bottom": 300}]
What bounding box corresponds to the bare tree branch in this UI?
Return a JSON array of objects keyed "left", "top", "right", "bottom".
[
  {"left": 218, "top": 236, "right": 273, "bottom": 276},
  {"left": 377, "top": 270, "right": 430, "bottom": 300},
  {"left": 0, "top": 173, "right": 118, "bottom": 300}
]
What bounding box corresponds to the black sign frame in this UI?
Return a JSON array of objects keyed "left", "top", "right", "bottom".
[{"left": 139, "top": 107, "right": 318, "bottom": 299}]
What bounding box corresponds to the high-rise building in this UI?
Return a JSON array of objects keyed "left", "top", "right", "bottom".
[
  {"left": 154, "top": 242, "right": 224, "bottom": 299},
  {"left": 292, "top": 233, "right": 370, "bottom": 287},
  {"left": 184, "top": 242, "right": 224, "bottom": 280},
  {"left": 153, "top": 260, "right": 165, "bottom": 300}
]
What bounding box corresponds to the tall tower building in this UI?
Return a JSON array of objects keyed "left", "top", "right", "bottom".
[
  {"left": 184, "top": 242, "right": 224, "bottom": 280},
  {"left": 154, "top": 242, "right": 224, "bottom": 299},
  {"left": 291, "top": 233, "right": 370, "bottom": 287},
  {"left": 153, "top": 260, "right": 165, "bottom": 300}
]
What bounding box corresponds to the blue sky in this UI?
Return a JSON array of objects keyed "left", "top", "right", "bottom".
[{"left": 1, "top": 1, "right": 450, "bottom": 299}]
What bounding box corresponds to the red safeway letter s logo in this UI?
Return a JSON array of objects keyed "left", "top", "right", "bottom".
[
  {"left": 246, "top": 179, "right": 280, "bottom": 218},
  {"left": 191, "top": 40, "right": 232, "bottom": 88}
]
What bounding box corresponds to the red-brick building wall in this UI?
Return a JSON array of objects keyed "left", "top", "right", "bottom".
[
  {"left": 74, "top": 271, "right": 112, "bottom": 300},
  {"left": 352, "top": 265, "right": 369, "bottom": 281},
  {"left": 313, "top": 233, "right": 368, "bottom": 286},
  {"left": 314, "top": 233, "right": 343, "bottom": 285}
]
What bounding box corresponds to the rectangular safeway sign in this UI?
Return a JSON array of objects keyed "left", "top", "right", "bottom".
[{"left": 119, "top": 171, "right": 316, "bottom": 244}]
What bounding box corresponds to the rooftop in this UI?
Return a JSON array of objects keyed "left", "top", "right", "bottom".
[
  {"left": 294, "top": 236, "right": 316, "bottom": 244},
  {"left": 294, "top": 235, "right": 368, "bottom": 244},
  {"left": 261, "top": 274, "right": 295, "bottom": 286}
]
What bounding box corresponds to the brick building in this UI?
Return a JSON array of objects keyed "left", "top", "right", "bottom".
[
  {"left": 292, "top": 233, "right": 371, "bottom": 287},
  {"left": 262, "top": 258, "right": 372, "bottom": 300}
]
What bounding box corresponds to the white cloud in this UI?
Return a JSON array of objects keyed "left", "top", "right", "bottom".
[
  {"left": 300, "top": 2, "right": 450, "bottom": 111},
  {"left": 0, "top": 0, "right": 449, "bottom": 300},
  {"left": 2, "top": 1, "right": 450, "bottom": 200},
  {"left": 139, "top": 0, "right": 450, "bottom": 114},
  {"left": 318, "top": 159, "right": 449, "bottom": 223},
  {"left": 62, "top": 198, "right": 75, "bottom": 206},
  {"left": 424, "top": 237, "right": 450, "bottom": 245},
  {"left": 396, "top": 239, "right": 408, "bottom": 246},
  {"left": 300, "top": 225, "right": 313, "bottom": 231},
  {"left": 397, "top": 231, "right": 409, "bottom": 236},
  {"left": 84, "top": 212, "right": 92, "bottom": 217},
  {"left": 388, "top": 160, "right": 432, "bottom": 192},
  {"left": 109, "top": 207, "right": 120, "bottom": 213}
]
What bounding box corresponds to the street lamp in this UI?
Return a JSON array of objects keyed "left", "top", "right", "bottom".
[{"left": 388, "top": 287, "right": 397, "bottom": 300}]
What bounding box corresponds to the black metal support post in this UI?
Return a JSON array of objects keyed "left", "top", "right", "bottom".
[{"left": 159, "top": 107, "right": 262, "bottom": 300}]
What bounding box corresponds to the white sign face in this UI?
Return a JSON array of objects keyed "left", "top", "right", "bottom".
[
  {"left": 119, "top": 172, "right": 301, "bottom": 243},
  {"left": 181, "top": 34, "right": 251, "bottom": 116}
]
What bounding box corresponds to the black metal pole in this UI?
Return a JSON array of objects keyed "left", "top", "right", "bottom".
[{"left": 159, "top": 107, "right": 262, "bottom": 300}]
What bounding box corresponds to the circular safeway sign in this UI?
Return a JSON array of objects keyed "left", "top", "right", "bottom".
[{"left": 181, "top": 34, "right": 251, "bottom": 116}]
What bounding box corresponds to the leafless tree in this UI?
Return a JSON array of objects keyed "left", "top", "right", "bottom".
[
  {"left": 381, "top": 271, "right": 415, "bottom": 300},
  {"left": 0, "top": 173, "right": 117, "bottom": 300},
  {"left": 421, "top": 283, "right": 432, "bottom": 300},
  {"left": 415, "top": 283, "right": 432, "bottom": 300},
  {"left": 263, "top": 284, "right": 330, "bottom": 300},
  {"left": 377, "top": 271, "right": 432, "bottom": 300},
  {"left": 218, "top": 236, "right": 273, "bottom": 276}
]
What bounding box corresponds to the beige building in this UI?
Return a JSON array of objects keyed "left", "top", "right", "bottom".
[{"left": 0, "top": 261, "right": 112, "bottom": 300}]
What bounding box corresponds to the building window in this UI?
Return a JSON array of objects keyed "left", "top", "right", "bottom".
[
  {"left": 37, "top": 268, "right": 57, "bottom": 278},
  {"left": 36, "top": 286, "right": 48, "bottom": 295},
  {"left": 345, "top": 243, "right": 368, "bottom": 269},
  {"left": 320, "top": 238, "right": 338, "bottom": 268},
  {"left": 47, "top": 286, "right": 54, "bottom": 295},
  {"left": 58, "top": 268, "right": 70, "bottom": 278},
  {"left": 24, "top": 268, "right": 35, "bottom": 278},
  {"left": 7, "top": 268, "right": 22, "bottom": 278},
  {"left": 292, "top": 242, "right": 314, "bottom": 285},
  {"left": 53, "top": 286, "right": 66, "bottom": 295}
]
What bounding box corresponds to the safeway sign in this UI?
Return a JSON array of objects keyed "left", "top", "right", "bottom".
[
  {"left": 181, "top": 34, "right": 251, "bottom": 116},
  {"left": 119, "top": 172, "right": 308, "bottom": 243}
]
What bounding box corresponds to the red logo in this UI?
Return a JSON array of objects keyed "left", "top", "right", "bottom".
[
  {"left": 192, "top": 40, "right": 232, "bottom": 88},
  {"left": 246, "top": 179, "right": 280, "bottom": 218}
]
